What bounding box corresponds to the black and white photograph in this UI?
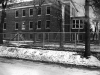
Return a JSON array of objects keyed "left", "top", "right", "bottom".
[{"left": 0, "top": 0, "right": 100, "bottom": 75}]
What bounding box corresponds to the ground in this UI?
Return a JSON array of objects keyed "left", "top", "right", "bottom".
[
  {"left": 0, "top": 57, "right": 100, "bottom": 75},
  {"left": 0, "top": 42, "right": 100, "bottom": 75}
]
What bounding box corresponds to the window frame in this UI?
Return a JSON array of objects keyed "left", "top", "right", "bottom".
[
  {"left": 37, "top": 7, "right": 42, "bottom": 16},
  {"left": 72, "top": 19, "right": 84, "bottom": 29},
  {"left": 3, "top": 22, "right": 6, "bottom": 30},
  {"left": 29, "top": 21, "right": 33, "bottom": 30},
  {"left": 22, "top": 9, "right": 26, "bottom": 17},
  {"left": 46, "top": 6, "right": 50, "bottom": 15},
  {"left": 45, "top": 20, "right": 50, "bottom": 29},
  {"left": 29, "top": 8, "right": 33, "bottom": 17},
  {"left": 15, "top": 10, "right": 18, "bottom": 18},
  {"left": 37, "top": 20, "right": 41, "bottom": 29},
  {"left": 15, "top": 22, "right": 19, "bottom": 30},
  {"left": 22, "top": 21, "right": 25, "bottom": 30}
]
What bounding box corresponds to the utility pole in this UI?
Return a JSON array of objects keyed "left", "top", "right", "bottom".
[{"left": 84, "top": 0, "right": 91, "bottom": 58}]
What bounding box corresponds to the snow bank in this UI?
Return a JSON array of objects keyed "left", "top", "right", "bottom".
[{"left": 0, "top": 46, "right": 100, "bottom": 67}]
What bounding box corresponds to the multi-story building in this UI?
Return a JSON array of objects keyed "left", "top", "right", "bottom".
[{"left": 0, "top": 0, "right": 78, "bottom": 42}]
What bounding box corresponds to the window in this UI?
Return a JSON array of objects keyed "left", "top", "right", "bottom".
[
  {"left": 29, "top": 21, "right": 33, "bottom": 30},
  {"left": 37, "top": 7, "right": 41, "bottom": 16},
  {"left": 3, "top": 23, "right": 6, "bottom": 30},
  {"left": 3, "top": 34, "right": 6, "bottom": 38},
  {"left": 30, "top": 34, "right": 33, "bottom": 39},
  {"left": 46, "top": 7, "right": 50, "bottom": 15},
  {"left": 15, "top": 22, "right": 18, "bottom": 30},
  {"left": 29, "top": 8, "right": 33, "bottom": 16},
  {"left": 72, "top": 20, "right": 84, "bottom": 29},
  {"left": 22, "top": 21, "right": 25, "bottom": 30},
  {"left": 37, "top": 21, "right": 41, "bottom": 29},
  {"left": 46, "top": 20, "right": 50, "bottom": 29},
  {"left": 37, "top": 33, "right": 42, "bottom": 40},
  {"left": 15, "top": 10, "right": 18, "bottom": 17},
  {"left": 22, "top": 9, "right": 26, "bottom": 17},
  {"left": 73, "top": 20, "right": 75, "bottom": 28},
  {"left": 80, "top": 20, "right": 84, "bottom": 28},
  {"left": 76, "top": 20, "right": 79, "bottom": 28}
]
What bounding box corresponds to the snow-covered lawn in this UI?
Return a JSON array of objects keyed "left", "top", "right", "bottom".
[{"left": 0, "top": 46, "right": 100, "bottom": 68}]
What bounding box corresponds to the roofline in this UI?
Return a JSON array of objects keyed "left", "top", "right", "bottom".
[{"left": 70, "top": 0, "right": 78, "bottom": 12}]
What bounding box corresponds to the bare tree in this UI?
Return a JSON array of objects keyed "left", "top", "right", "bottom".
[
  {"left": 84, "top": 0, "right": 91, "bottom": 58},
  {"left": 0, "top": 0, "right": 8, "bottom": 44},
  {"left": 32, "top": 0, "right": 45, "bottom": 44}
]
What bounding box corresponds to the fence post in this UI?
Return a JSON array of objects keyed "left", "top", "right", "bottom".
[
  {"left": 43, "top": 32, "right": 45, "bottom": 49},
  {"left": 75, "top": 33, "right": 77, "bottom": 50}
]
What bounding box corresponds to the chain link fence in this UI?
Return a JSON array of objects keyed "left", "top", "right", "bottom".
[{"left": 2, "top": 32, "right": 100, "bottom": 52}]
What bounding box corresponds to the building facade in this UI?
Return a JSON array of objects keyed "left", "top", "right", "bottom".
[{"left": 0, "top": 0, "right": 78, "bottom": 42}]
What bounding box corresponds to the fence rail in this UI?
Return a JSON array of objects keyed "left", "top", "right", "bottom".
[{"left": 1, "top": 32, "right": 100, "bottom": 52}]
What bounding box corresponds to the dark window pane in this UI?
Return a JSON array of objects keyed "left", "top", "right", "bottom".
[
  {"left": 37, "top": 21, "right": 41, "bottom": 28},
  {"left": 80, "top": 20, "right": 83, "bottom": 24},
  {"left": 30, "top": 9, "right": 33, "bottom": 16},
  {"left": 3, "top": 23, "right": 6, "bottom": 29},
  {"left": 47, "top": 7, "right": 50, "bottom": 14},
  {"left": 80, "top": 24, "right": 83, "bottom": 28},
  {"left": 16, "top": 10, "right": 18, "bottom": 17},
  {"left": 46, "top": 21, "right": 50, "bottom": 28},
  {"left": 30, "top": 22, "right": 33, "bottom": 29},
  {"left": 76, "top": 20, "right": 79, "bottom": 24},
  {"left": 73, "top": 24, "right": 75, "bottom": 28},
  {"left": 23, "top": 10, "right": 26, "bottom": 16},
  {"left": 37, "top": 7, "right": 41, "bottom": 15},
  {"left": 76, "top": 24, "right": 79, "bottom": 28},
  {"left": 73, "top": 20, "right": 75, "bottom": 23},
  {"left": 16, "top": 23, "right": 18, "bottom": 29}
]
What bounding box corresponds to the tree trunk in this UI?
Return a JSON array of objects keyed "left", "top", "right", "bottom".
[
  {"left": 59, "top": 3, "right": 65, "bottom": 50},
  {"left": 0, "top": 9, "right": 6, "bottom": 44},
  {"left": 84, "top": 0, "right": 91, "bottom": 58}
]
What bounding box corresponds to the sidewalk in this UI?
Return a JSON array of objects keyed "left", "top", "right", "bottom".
[{"left": 0, "top": 46, "right": 100, "bottom": 69}]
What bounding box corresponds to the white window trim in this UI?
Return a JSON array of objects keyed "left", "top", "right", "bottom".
[
  {"left": 3, "top": 22, "right": 6, "bottom": 30},
  {"left": 29, "top": 8, "right": 33, "bottom": 17},
  {"left": 15, "top": 10, "right": 18, "bottom": 18},
  {"left": 22, "top": 9, "right": 26, "bottom": 17},
  {"left": 22, "top": 21, "right": 25, "bottom": 30},
  {"left": 15, "top": 22, "right": 18, "bottom": 30},
  {"left": 37, "top": 20, "right": 41, "bottom": 29},
  {"left": 37, "top": 7, "right": 42, "bottom": 16},
  {"left": 46, "top": 6, "right": 50, "bottom": 15},
  {"left": 29, "top": 21, "right": 33, "bottom": 30},
  {"left": 45, "top": 20, "right": 50, "bottom": 29},
  {"left": 72, "top": 20, "right": 84, "bottom": 29}
]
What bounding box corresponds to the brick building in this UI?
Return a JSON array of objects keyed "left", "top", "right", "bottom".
[{"left": 0, "top": 0, "right": 78, "bottom": 42}]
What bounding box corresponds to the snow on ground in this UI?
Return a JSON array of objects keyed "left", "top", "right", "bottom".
[
  {"left": 6, "top": 40, "right": 100, "bottom": 52},
  {"left": 0, "top": 46, "right": 100, "bottom": 67},
  {"left": 0, "top": 58, "right": 99, "bottom": 75}
]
